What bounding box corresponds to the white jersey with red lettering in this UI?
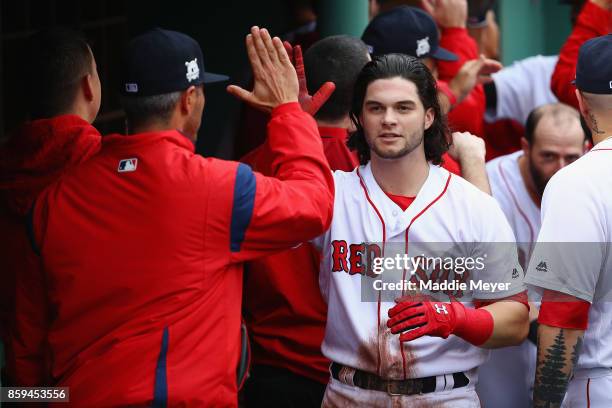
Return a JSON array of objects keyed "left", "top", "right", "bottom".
[
  {"left": 314, "top": 162, "right": 525, "bottom": 382},
  {"left": 486, "top": 150, "right": 541, "bottom": 267}
]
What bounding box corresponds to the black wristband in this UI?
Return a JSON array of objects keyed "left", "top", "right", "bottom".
[
  {"left": 528, "top": 320, "right": 538, "bottom": 345},
  {"left": 484, "top": 81, "right": 497, "bottom": 112}
]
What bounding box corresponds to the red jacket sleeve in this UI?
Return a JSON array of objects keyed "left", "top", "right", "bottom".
[
  {"left": 446, "top": 86, "right": 486, "bottom": 137},
  {"left": 437, "top": 29, "right": 486, "bottom": 137},
  {"left": 551, "top": 2, "right": 611, "bottom": 108},
  {"left": 230, "top": 102, "right": 334, "bottom": 262},
  {"left": 437, "top": 27, "right": 479, "bottom": 79}
]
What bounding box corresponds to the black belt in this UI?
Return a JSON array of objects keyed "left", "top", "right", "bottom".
[{"left": 330, "top": 362, "right": 469, "bottom": 396}]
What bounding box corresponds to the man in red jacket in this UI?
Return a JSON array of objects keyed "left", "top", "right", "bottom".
[
  {"left": 242, "top": 35, "right": 369, "bottom": 407},
  {"left": 17, "top": 27, "right": 334, "bottom": 407},
  {"left": 0, "top": 27, "right": 102, "bottom": 385},
  {"left": 551, "top": 0, "right": 611, "bottom": 109}
]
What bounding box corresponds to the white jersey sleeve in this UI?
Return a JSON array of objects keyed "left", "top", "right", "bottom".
[
  {"left": 525, "top": 161, "right": 606, "bottom": 302},
  {"left": 469, "top": 191, "right": 525, "bottom": 300},
  {"left": 486, "top": 55, "right": 559, "bottom": 124}
]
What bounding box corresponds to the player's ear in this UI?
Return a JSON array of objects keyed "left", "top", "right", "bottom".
[
  {"left": 180, "top": 85, "right": 198, "bottom": 115},
  {"left": 575, "top": 89, "right": 588, "bottom": 119},
  {"left": 81, "top": 74, "right": 95, "bottom": 102},
  {"left": 520, "top": 137, "right": 529, "bottom": 155},
  {"left": 424, "top": 107, "right": 434, "bottom": 130}
]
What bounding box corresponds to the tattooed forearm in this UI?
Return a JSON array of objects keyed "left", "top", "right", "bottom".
[{"left": 533, "top": 326, "right": 584, "bottom": 408}]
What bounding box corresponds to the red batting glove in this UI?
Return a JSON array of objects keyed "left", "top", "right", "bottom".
[
  {"left": 387, "top": 297, "right": 493, "bottom": 346},
  {"left": 283, "top": 41, "right": 335, "bottom": 116}
]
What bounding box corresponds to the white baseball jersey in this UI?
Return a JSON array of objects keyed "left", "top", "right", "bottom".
[
  {"left": 315, "top": 163, "right": 525, "bottom": 380},
  {"left": 486, "top": 150, "right": 541, "bottom": 268},
  {"left": 485, "top": 55, "right": 558, "bottom": 124},
  {"left": 481, "top": 150, "right": 540, "bottom": 408},
  {"left": 525, "top": 137, "right": 612, "bottom": 372}
]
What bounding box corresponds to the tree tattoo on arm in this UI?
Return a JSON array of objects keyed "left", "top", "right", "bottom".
[{"left": 533, "top": 328, "right": 584, "bottom": 408}]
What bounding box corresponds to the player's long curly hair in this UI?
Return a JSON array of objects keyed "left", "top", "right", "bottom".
[{"left": 348, "top": 53, "right": 450, "bottom": 165}]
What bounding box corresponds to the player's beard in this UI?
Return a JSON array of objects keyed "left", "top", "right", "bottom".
[
  {"left": 368, "top": 125, "right": 425, "bottom": 161},
  {"left": 528, "top": 159, "right": 551, "bottom": 197}
]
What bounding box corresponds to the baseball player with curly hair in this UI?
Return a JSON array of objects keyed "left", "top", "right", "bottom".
[{"left": 314, "top": 53, "right": 530, "bottom": 407}]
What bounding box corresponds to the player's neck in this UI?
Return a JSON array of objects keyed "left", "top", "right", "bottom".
[
  {"left": 369, "top": 151, "right": 429, "bottom": 197},
  {"left": 588, "top": 109, "right": 612, "bottom": 144},
  {"left": 592, "top": 130, "right": 612, "bottom": 145},
  {"left": 518, "top": 154, "right": 542, "bottom": 208}
]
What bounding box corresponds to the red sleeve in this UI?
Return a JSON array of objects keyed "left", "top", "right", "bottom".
[
  {"left": 436, "top": 28, "right": 486, "bottom": 137},
  {"left": 447, "top": 86, "right": 486, "bottom": 137},
  {"left": 239, "top": 143, "right": 270, "bottom": 173},
  {"left": 437, "top": 27, "right": 479, "bottom": 80},
  {"left": 321, "top": 138, "right": 359, "bottom": 172},
  {"left": 230, "top": 102, "right": 334, "bottom": 262},
  {"left": 441, "top": 152, "right": 461, "bottom": 175},
  {"left": 483, "top": 119, "right": 524, "bottom": 161},
  {"left": 538, "top": 290, "right": 590, "bottom": 330},
  {"left": 551, "top": 2, "right": 611, "bottom": 108}
]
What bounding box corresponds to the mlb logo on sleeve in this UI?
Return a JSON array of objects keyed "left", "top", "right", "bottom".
[{"left": 118, "top": 158, "right": 138, "bottom": 172}]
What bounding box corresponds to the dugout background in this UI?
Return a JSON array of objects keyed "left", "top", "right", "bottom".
[{"left": 0, "top": 0, "right": 574, "bottom": 158}]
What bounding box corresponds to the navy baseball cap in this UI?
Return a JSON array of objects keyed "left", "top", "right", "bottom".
[
  {"left": 121, "top": 28, "right": 228, "bottom": 97},
  {"left": 362, "top": 6, "right": 458, "bottom": 61},
  {"left": 574, "top": 34, "right": 612, "bottom": 95}
]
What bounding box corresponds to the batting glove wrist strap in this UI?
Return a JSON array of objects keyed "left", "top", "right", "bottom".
[
  {"left": 387, "top": 299, "right": 493, "bottom": 346},
  {"left": 453, "top": 303, "right": 494, "bottom": 346}
]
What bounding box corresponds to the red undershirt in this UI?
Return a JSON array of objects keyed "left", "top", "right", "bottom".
[{"left": 384, "top": 191, "right": 416, "bottom": 211}]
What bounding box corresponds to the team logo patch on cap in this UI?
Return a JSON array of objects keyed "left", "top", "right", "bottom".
[
  {"left": 416, "top": 37, "right": 430, "bottom": 57},
  {"left": 185, "top": 58, "right": 200, "bottom": 82},
  {"left": 118, "top": 158, "right": 138, "bottom": 172}
]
